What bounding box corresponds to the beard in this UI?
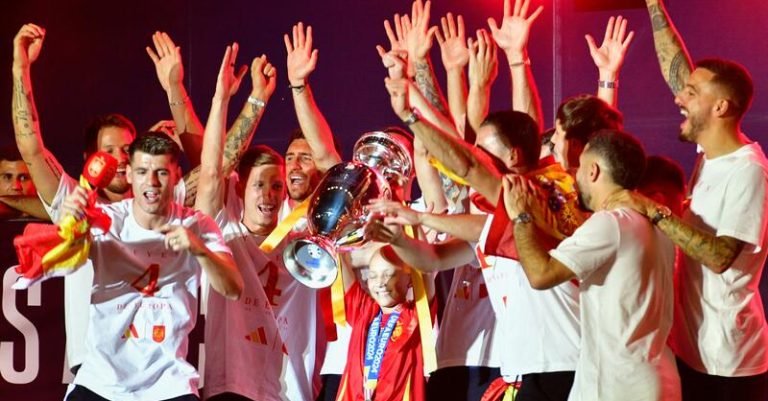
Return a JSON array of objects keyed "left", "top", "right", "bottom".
[{"left": 678, "top": 113, "right": 705, "bottom": 143}]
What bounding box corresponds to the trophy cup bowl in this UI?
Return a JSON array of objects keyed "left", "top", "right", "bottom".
[{"left": 283, "top": 161, "right": 391, "bottom": 288}]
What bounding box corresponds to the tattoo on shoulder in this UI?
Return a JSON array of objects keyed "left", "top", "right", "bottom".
[{"left": 649, "top": 5, "right": 670, "bottom": 32}]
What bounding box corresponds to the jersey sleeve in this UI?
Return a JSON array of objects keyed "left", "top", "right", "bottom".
[
  {"left": 718, "top": 162, "right": 768, "bottom": 253},
  {"left": 549, "top": 211, "right": 619, "bottom": 281}
]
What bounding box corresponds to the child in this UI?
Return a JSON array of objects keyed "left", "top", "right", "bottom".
[{"left": 336, "top": 246, "right": 434, "bottom": 401}]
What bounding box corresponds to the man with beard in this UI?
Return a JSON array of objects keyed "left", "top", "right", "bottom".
[
  {"left": 600, "top": 1, "right": 768, "bottom": 400},
  {"left": 506, "top": 129, "right": 681, "bottom": 401},
  {"left": 59, "top": 132, "right": 241, "bottom": 401}
]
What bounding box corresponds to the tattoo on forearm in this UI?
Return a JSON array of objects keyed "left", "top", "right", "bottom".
[
  {"left": 659, "top": 216, "right": 740, "bottom": 271},
  {"left": 669, "top": 51, "right": 689, "bottom": 94},
  {"left": 415, "top": 60, "right": 449, "bottom": 117},
  {"left": 12, "top": 77, "right": 40, "bottom": 138},
  {"left": 649, "top": 5, "right": 670, "bottom": 32},
  {"left": 222, "top": 102, "right": 263, "bottom": 169}
]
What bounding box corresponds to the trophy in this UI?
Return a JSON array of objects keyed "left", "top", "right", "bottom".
[{"left": 282, "top": 131, "right": 414, "bottom": 288}]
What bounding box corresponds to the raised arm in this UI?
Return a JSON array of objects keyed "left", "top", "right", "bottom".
[
  {"left": 645, "top": 0, "right": 694, "bottom": 94},
  {"left": 488, "top": 0, "right": 544, "bottom": 131},
  {"left": 385, "top": 76, "right": 503, "bottom": 202},
  {"left": 11, "top": 24, "right": 64, "bottom": 205},
  {"left": 183, "top": 55, "right": 276, "bottom": 207},
  {"left": 466, "top": 29, "right": 499, "bottom": 133},
  {"left": 436, "top": 13, "right": 469, "bottom": 133},
  {"left": 146, "top": 32, "right": 205, "bottom": 167},
  {"left": 194, "top": 44, "right": 248, "bottom": 217},
  {"left": 284, "top": 22, "right": 341, "bottom": 172},
  {"left": 586, "top": 16, "right": 635, "bottom": 107}
]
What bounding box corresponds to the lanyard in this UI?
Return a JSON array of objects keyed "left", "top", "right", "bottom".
[{"left": 362, "top": 307, "right": 401, "bottom": 400}]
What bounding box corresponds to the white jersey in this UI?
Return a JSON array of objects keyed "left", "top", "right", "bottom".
[
  {"left": 41, "top": 172, "right": 186, "bottom": 370},
  {"left": 551, "top": 209, "right": 680, "bottom": 401},
  {"left": 220, "top": 175, "right": 321, "bottom": 400},
  {"left": 476, "top": 214, "right": 580, "bottom": 380},
  {"left": 670, "top": 143, "right": 768, "bottom": 377},
  {"left": 436, "top": 264, "right": 500, "bottom": 369},
  {"left": 202, "top": 175, "right": 287, "bottom": 400},
  {"left": 71, "top": 199, "right": 229, "bottom": 401}
]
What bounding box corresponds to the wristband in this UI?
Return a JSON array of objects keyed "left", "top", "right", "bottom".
[
  {"left": 509, "top": 58, "right": 531, "bottom": 68},
  {"left": 598, "top": 80, "right": 619, "bottom": 89},
  {"left": 247, "top": 96, "right": 266, "bottom": 108},
  {"left": 168, "top": 95, "right": 189, "bottom": 106}
]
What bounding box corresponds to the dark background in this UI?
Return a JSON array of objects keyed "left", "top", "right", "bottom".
[{"left": 1, "top": 0, "right": 767, "bottom": 399}]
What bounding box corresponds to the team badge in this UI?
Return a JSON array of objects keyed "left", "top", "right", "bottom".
[{"left": 152, "top": 325, "right": 166, "bottom": 343}]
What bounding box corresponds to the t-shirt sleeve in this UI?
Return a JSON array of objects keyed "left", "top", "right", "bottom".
[
  {"left": 548, "top": 211, "right": 619, "bottom": 281},
  {"left": 40, "top": 173, "right": 77, "bottom": 223},
  {"left": 194, "top": 211, "right": 232, "bottom": 256},
  {"left": 717, "top": 163, "right": 768, "bottom": 252},
  {"left": 345, "top": 281, "right": 373, "bottom": 325}
]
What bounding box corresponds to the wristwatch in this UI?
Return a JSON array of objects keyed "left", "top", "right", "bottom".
[
  {"left": 513, "top": 212, "right": 532, "bottom": 225},
  {"left": 402, "top": 108, "right": 420, "bottom": 125},
  {"left": 650, "top": 205, "right": 672, "bottom": 225}
]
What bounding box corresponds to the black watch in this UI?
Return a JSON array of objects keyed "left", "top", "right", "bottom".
[{"left": 650, "top": 205, "right": 672, "bottom": 225}]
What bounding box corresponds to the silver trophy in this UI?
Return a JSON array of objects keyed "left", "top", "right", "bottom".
[{"left": 282, "top": 131, "right": 414, "bottom": 288}]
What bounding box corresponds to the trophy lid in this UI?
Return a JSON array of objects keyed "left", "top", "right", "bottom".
[{"left": 352, "top": 131, "right": 414, "bottom": 187}]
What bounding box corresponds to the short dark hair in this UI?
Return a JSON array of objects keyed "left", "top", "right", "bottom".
[
  {"left": 238, "top": 145, "right": 284, "bottom": 182},
  {"left": 288, "top": 128, "right": 343, "bottom": 159},
  {"left": 0, "top": 145, "right": 23, "bottom": 163},
  {"left": 585, "top": 129, "right": 646, "bottom": 189},
  {"left": 638, "top": 155, "right": 686, "bottom": 194},
  {"left": 556, "top": 95, "right": 623, "bottom": 146},
  {"left": 83, "top": 113, "right": 136, "bottom": 155},
  {"left": 695, "top": 58, "right": 754, "bottom": 120},
  {"left": 128, "top": 131, "right": 181, "bottom": 163},
  {"left": 480, "top": 110, "right": 541, "bottom": 169}
]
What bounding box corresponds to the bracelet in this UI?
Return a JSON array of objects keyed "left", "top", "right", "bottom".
[
  {"left": 247, "top": 96, "right": 266, "bottom": 108},
  {"left": 168, "top": 95, "right": 189, "bottom": 106},
  {"left": 509, "top": 58, "right": 531, "bottom": 68},
  {"left": 401, "top": 108, "right": 420, "bottom": 125},
  {"left": 288, "top": 83, "right": 306, "bottom": 93},
  {"left": 598, "top": 80, "right": 619, "bottom": 89}
]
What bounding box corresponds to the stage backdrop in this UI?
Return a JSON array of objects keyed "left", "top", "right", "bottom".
[{"left": 2, "top": 0, "right": 768, "bottom": 399}]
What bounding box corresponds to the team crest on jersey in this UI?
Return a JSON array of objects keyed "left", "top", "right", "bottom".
[
  {"left": 390, "top": 320, "right": 404, "bottom": 343},
  {"left": 152, "top": 325, "right": 166, "bottom": 343}
]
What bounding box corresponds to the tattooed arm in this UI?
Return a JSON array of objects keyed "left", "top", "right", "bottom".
[
  {"left": 11, "top": 24, "right": 64, "bottom": 205},
  {"left": 645, "top": 0, "right": 694, "bottom": 94},
  {"left": 184, "top": 55, "right": 275, "bottom": 207},
  {"left": 657, "top": 215, "right": 744, "bottom": 274},
  {"left": 284, "top": 23, "right": 341, "bottom": 173},
  {"left": 404, "top": 1, "right": 450, "bottom": 119}
]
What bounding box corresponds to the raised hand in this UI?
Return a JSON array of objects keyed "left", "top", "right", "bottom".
[
  {"left": 249, "top": 55, "right": 277, "bottom": 101},
  {"left": 383, "top": 13, "right": 408, "bottom": 53},
  {"left": 402, "top": 0, "right": 439, "bottom": 62},
  {"left": 146, "top": 32, "right": 184, "bottom": 93},
  {"left": 13, "top": 24, "right": 46, "bottom": 70},
  {"left": 214, "top": 43, "right": 248, "bottom": 100},
  {"left": 468, "top": 29, "right": 498, "bottom": 89},
  {"left": 586, "top": 16, "right": 635, "bottom": 75},
  {"left": 284, "top": 22, "right": 318, "bottom": 86},
  {"left": 436, "top": 13, "right": 469, "bottom": 72},
  {"left": 487, "top": 0, "right": 543, "bottom": 59},
  {"left": 376, "top": 45, "right": 408, "bottom": 79}
]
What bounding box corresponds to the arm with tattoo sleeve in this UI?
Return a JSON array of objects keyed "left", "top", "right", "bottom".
[
  {"left": 645, "top": 0, "right": 694, "bottom": 94},
  {"left": 11, "top": 24, "right": 64, "bottom": 205}
]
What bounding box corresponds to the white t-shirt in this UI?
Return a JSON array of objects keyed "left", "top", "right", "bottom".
[
  {"left": 550, "top": 209, "right": 680, "bottom": 401},
  {"left": 669, "top": 143, "right": 768, "bottom": 377},
  {"left": 202, "top": 176, "right": 288, "bottom": 401},
  {"left": 219, "top": 175, "right": 322, "bottom": 400},
  {"left": 436, "top": 264, "right": 501, "bottom": 369},
  {"left": 41, "top": 172, "right": 186, "bottom": 371},
  {"left": 71, "top": 199, "right": 229, "bottom": 401},
  {"left": 476, "top": 214, "right": 580, "bottom": 380}
]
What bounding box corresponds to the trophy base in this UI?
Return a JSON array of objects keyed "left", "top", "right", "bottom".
[{"left": 282, "top": 237, "right": 339, "bottom": 289}]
